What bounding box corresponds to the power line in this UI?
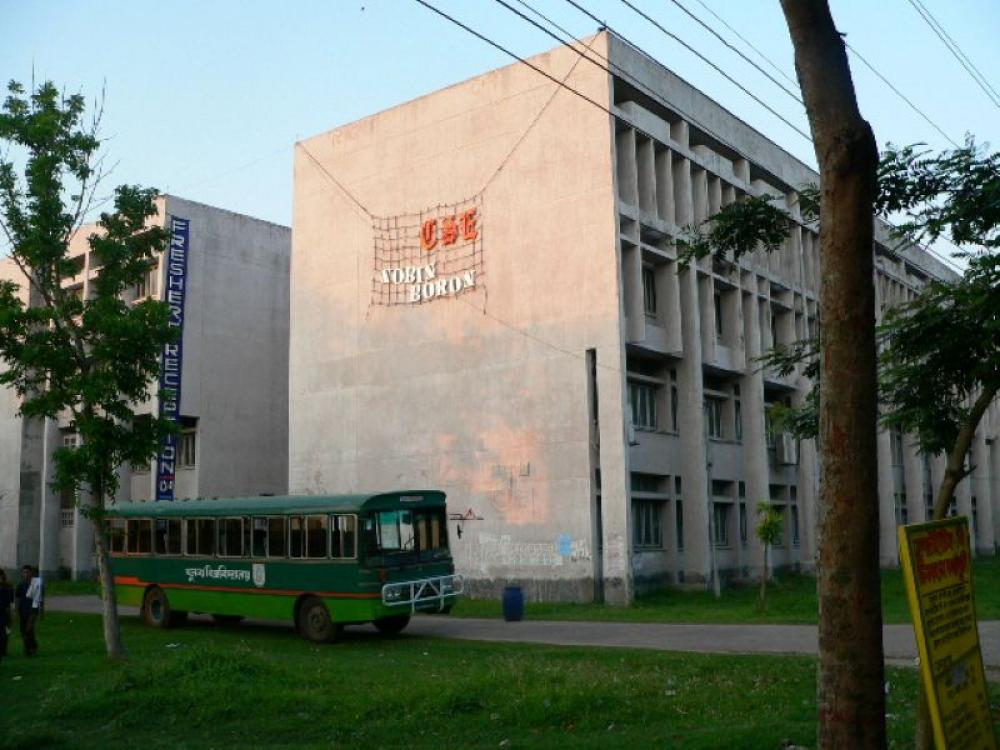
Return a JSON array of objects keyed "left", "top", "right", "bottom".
[
  {"left": 412, "top": 0, "right": 615, "bottom": 117},
  {"left": 910, "top": 0, "right": 1000, "bottom": 104},
  {"left": 662, "top": 0, "right": 803, "bottom": 106},
  {"left": 690, "top": 0, "right": 959, "bottom": 149},
  {"left": 577, "top": 0, "right": 812, "bottom": 142},
  {"left": 845, "top": 43, "right": 959, "bottom": 149},
  {"left": 689, "top": 0, "right": 798, "bottom": 88},
  {"left": 905, "top": 0, "right": 1000, "bottom": 110}
]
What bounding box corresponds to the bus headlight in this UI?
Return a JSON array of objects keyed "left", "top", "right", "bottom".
[{"left": 384, "top": 587, "right": 404, "bottom": 602}]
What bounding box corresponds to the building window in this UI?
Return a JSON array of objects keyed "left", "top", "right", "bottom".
[
  {"left": 734, "top": 386, "right": 742, "bottom": 442},
  {"left": 632, "top": 499, "right": 663, "bottom": 548},
  {"left": 631, "top": 473, "right": 666, "bottom": 494},
  {"left": 179, "top": 429, "right": 196, "bottom": 468},
  {"left": 922, "top": 455, "right": 934, "bottom": 519},
  {"left": 739, "top": 502, "right": 748, "bottom": 545},
  {"left": 791, "top": 505, "right": 800, "bottom": 546},
  {"left": 894, "top": 492, "right": 909, "bottom": 527},
  {"left": 675, "top": 497, "right": 684, "bottom": 550},
  {"left": 890, "top": 428, "right": 904, "bottom": 467},
  {"left": 773, "top": 507, "right": 785, "bottom": 547},
  {"left": 704, "top": 397, "right": 724, "bottom": 439},
  {"left": 670, "top": 370, "right": 679, "bottom": 432},
  {"left": 642, "top": 265, "right": 657, "bottom": 316},
  {"left": 714, "top": 291, "right": 723, "bottom": 338},
  {"left": 971, "top": 497, "right": 978, "bottom": 542},
  {"left": 713, "top": 503, "right": 730, "bottom": 547},
  {"left": 765, "top": 406, "right": 777, "bottom": 450},
  {"left": 629, "top": 381, "right": 658, "bottom": 431},
  {"left": 135, "top": 264, "right": 158, "bottom": 299}
]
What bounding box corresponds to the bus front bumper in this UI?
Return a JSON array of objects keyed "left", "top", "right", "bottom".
[{"left": 381, "top": 574, "right": 464, "bottom": 612}]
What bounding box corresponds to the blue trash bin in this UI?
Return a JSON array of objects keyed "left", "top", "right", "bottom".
[{"left": 502, "top": 585, "right": 524, "bottom": 622}]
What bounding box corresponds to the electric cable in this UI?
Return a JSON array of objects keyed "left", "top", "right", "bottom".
[{"left": 905, "top": 0, "right": 1000, "bottom": 110}]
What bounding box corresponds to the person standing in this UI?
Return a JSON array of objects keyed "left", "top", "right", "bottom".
[
  {"left": 14, "top": 566, "right": 42, "bottom": 657},
  {"left": 0, "top": 570, "right": 13, "bottom": 662}
]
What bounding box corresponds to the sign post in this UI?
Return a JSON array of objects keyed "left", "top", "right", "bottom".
[{"left": 898, "top": 517, "right": 997, "bottom": 749}]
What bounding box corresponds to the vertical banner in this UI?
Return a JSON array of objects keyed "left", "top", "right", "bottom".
[
  {"left": 899, "top": 517, "right": 997, "bottom": 750},
  {"left": 155, "top": 216, "right": 190, "bottom": 501}
]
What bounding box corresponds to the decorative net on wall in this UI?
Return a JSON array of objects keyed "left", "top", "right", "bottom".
[{"left": 371, "top": 193, "right": 484, "bottom": 306}]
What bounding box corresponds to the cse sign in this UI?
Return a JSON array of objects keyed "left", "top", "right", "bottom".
[
  {"left": 899, "top": 518, "right": 997, "bottom": 749},
  {"left": 375, "top": 207, "right": 481, "bottom": 305}
]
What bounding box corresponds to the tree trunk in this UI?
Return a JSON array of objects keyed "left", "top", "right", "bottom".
[
  {"left": 89, "top": 475, "right": 127, "bottom": 660},
  {"left": 914, "top": 383, "right": 998, "bottom": 749},
  {"left": 779, "top": 2, "right": 885, "bottom": 748}
]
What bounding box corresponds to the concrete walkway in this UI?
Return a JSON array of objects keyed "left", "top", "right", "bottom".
[{"left": 48, "top": 595, "right": 1000, "bottom": 676}]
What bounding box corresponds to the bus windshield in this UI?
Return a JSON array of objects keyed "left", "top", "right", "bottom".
[{"left": 365, "top": 508, "right": 449, "bottom": 565}]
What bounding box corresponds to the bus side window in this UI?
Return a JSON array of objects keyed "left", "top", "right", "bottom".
[
  {"left": 127, "top": 519, "right": 152, "bottom": 555},
  {"left": 268, "top": 517, "right": 287, "bottom": 557},
  {"left": 184, "top": 519, "right": 196, "bottom": 556},
  {"left": 155, "top": 519, "right": 169, "bottom": 555},
  {"left": 306, "top": 515, "right": 328, "bottom": 558},
  {"left": 196, "top": 519, "right": 216, "bottom": 557},
  {"left": 252, "top": 517, "right": 268, "bottom": 558},
  {"left": 331, "top": 515, "right": 357, "bottom": 559},
  {"left": 167, "top": 519, "right": 182, "bottom": 555},
  {"left": 109, "top": 518, "right": 126, "bottom": 554},
  {"left": 218, "top": 517, "right": 244, "bottom": 557},
  {"left": 289, "top": 517, "right": 305, "bottom": 558}
]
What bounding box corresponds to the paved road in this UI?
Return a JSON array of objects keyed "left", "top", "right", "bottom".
[{"left": 48, "top": 595, "right": 1000, "bottom": 676}]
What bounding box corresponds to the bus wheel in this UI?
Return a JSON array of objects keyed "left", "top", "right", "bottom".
[
  {"left": 142, "top": 586, "right": 173, "bottom": 629},
  {"left": 297, "top": 597, "right": 339, "bottom": 643},
  {"left": 373, "top": 615, "right": 411, "bottom": 635},
  {"left": 212, "top": 614, "right": 245, "bottom": 626}
]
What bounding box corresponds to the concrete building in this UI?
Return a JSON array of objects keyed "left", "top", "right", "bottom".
[
  {"left": 1, "top": 195, "right": 291, "bottom": 578},
  {"left": 288, "top": 32, "right": 998, "bottom": 604}
]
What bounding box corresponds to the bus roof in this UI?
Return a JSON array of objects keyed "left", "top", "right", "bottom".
[{"left": 108, "top": 491, "right": 447, "bottom": 518}]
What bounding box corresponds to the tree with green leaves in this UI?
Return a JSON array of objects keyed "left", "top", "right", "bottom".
[
  {"left": 0, "top": 80, "right": 176, "bottom": 659},
  {"left": 684, "top": 137, "right": 999, "bottom": 750},
  {"left": 754, "top": 500, "right": 784, "bottom": 612}
]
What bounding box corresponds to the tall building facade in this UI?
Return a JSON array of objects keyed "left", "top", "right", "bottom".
[
  {"left": 289, "top": 32, "right": 998, "bottom": 604},
  {"left": 1, "top": 195, "right": 291, "bottom": 578}
]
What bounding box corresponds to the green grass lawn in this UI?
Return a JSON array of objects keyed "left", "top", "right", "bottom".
[
  {"left": 3, "top": 612, "right": 995, "bottom": 749},
  {"left": 453, "top": 556, "right": 1000, "bottom": 625}
]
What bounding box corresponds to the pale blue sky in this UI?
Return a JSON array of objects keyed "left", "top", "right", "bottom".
[{"left": 3, "top": 0, "right": 998, "bottom": 236}]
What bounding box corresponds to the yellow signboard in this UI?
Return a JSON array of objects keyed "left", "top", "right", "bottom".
[{"left": 899, "top": 517, "right": 997, "bottom": 750}]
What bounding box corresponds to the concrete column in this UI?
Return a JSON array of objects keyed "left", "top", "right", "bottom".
[
  {"left": 71, "top": 489, "right": 95, "bottom": 579},
  {"left": 615, "top": 128, "right": 638, "bottom": 208},
  {"left": 670, "top": 149, "right": 709, "bottom": 585},
  {"left": 15, "top": 414, "right": 45, "bottom": 569},
  {"left": 37, "top": 418, "right": 61, "bottom": 577},
  {"left": 741, "top": 282, "right": 769, "bottom": 579},
  {"left": 876, "top": 429, "right": 897, "bottom": 565},
  {"left": 905, "top": 441, "right": 926, "bottom": 523},
  {"left": 990, "top": 438, "right": 1000, "bottom": 554},
  {"left": 622, "top": 243, "right": 643, "bottom": 343},
  {"left": 971, "top": 430, "right": 994, "bottom": 554}
]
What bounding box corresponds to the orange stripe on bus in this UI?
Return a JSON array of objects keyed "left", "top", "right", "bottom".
[{"left": 113, "top": 575, "right": 381, "bottom": 599}]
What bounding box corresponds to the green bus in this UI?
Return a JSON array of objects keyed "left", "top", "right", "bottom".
[{"left": 108, "top": 491, "right": 463, "bottom": 642}]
